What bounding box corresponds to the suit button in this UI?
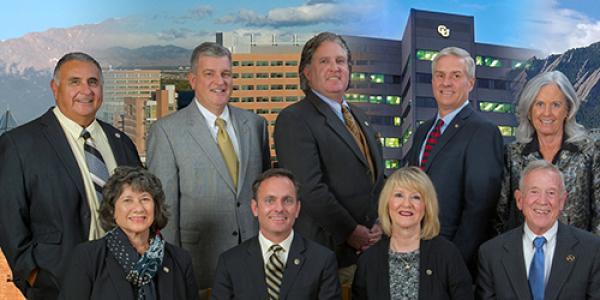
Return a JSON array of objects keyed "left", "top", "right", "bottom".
[
  {"left": 232, "top": 231, "right": 238, "bottom": 236},
  {"left": 236, "top": 202, "right": 241, "bottom": 207}
]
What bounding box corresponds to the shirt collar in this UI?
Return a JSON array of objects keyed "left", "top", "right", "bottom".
[
  {"left": 258, "top": 230, "right": 294, "bottom": 257},
  {"left": 312, "top": 89, "right": 349, "bottom": 110},
  {"left": 53, "top": 106, "right": 102, "bottom": 140},
  {"left": 437, "top": 100, "right": 470, "bottom": 125},
  {"left": 523, "top": 221, "right": 558, "bottom": 247},
  {"left": 523, "top": 133, "right": 580, "bottom": 157},
  {"left": 194, "top": 98, "right": 231, "bottom": 126}
]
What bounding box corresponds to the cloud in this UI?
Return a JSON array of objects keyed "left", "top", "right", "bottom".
[
  {"left": 216, "top": 2, "right": 373, "bottom": 28},
  {"left": 527, "top": 0, "right": 600, "bottom": 54},
  {"left": 183, "top": 5, "right": 213, "bottom": 20}
]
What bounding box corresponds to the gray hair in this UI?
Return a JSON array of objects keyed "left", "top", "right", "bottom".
[
  {"left": 515, "top": 71, "right": 587, "bottom": 143},
  {"left": 53, "top": 52, "right": 103, "bottom": 84},
  {"left": 431, "top": 47, "right": 475, "bottom": 78},
  {"left": 190, "top": 42, "right": 232, "bottom": 73},
  {"left": 299, "top": 32, "right": 352, "bottom": 91},
  {"left": 518, "top": 159, "right": 565, "bottom": 192}
]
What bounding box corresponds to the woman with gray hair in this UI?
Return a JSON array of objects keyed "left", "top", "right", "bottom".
[
  {"left": 60, "top": 166, "right": 199, "bottom": 300},
  {"left": 496, "top": 70, "right": 600, "bottom": 235}
]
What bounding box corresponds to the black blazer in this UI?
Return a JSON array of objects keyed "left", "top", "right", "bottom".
[
  {"left": 59, "top": 237, "right": 199, "bottom": 300},
  {"left": 353, "top": 236, "right": 474, "bottom": 300},
  {"left": 476, "top": 222, "right": 600, "bottom": 300},
  {"left": 405, "top": 104, "right": 503, "bottom": 267},
  {"left": 274, "top": 90, "right": 385, "bottom": 267},
  {"left": 211, "top": 233, "right": 341, "bottom": 300},
  {"left": 0, "top": 109, "right": 141, "bottom": 299}
]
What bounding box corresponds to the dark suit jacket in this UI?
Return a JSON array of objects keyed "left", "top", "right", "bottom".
[
  {"left": 0, "top": 109, "right": 141, "bottom": 299},
  {"left": 211, "top": 233, "right": 341, "bottom": 300},
  {"left": 59, "top": 237, "right": 199, "bottom": 300},
  {"left": 476, "top": 223, "right": 600, "bottom": 300},
  {"left": 405, "top": 104, "right": 503, "bottom": 267},
  {"left": 353, "top": 236, "right": 474, "bottom": 300},
  {"left": 274, "top": 90, "right": 384, "bottom": 267}
]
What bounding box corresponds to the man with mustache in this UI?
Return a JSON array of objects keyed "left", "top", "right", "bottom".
[
  {"left": 146, "top": 42, "right": 270, "bottom": 298},
  {"left": 0, "top": 52, "right": 141, "bottom": 299},
  {"left": 212, "top": 168, "right": 341, "bottom": 299},
  {"left": 274, "top": 32, "right": 385, "bottom": 283}
]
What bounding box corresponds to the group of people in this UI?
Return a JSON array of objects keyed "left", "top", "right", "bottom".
[{"left": 0, "top": 30, "right": 599, "bottom": 300}]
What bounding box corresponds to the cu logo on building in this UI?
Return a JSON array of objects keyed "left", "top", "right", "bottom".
[{"left": 437, "top": 25, "right": 450, "bottom": 38}]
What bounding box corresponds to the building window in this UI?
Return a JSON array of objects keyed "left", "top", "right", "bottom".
[
  {"left": 286, "top": 96, "right": 298, "bottom": 102},
  {"left": 271, "top": 108, "right": 283, "bottom": 113},
  {"left": 479, "top": 101, "right": 514, "bottom": 113},
  {"left": 241, "top": 97, "right": 254, "bottom": 102},
  {"left": 241, "top": 73, "right": 254, "bottom": 78},
  {"left": 385, "top": 159, "right": 400, "bottom": 169},
  {"left": 256, "top": 73, "right": 269, "bottom": 78},
  {"left": 230, "top": 97, "right": 240, "bottom": 102},
  {"left": 271, "top": 96, "right": 284, "bottom": 102},
  {"left": 233, "top": 85, "right": 240, "bottom": 91},
  {"left": 402, "top": 127, "right": 413, "bottom": 145},
  {"left": 232, "top": 73, "right": 239, "bottom": 79},
  {"left": 270, "top": 73, "right": 284, "bottom": 78},
  {"left": 232, "top": 61, "right": 240, "bottom": 66},
  {"left": 369, "top": 95, "right": 383, "bottom": 104},
  {"left": 370, "top": 74, "right": 385, "bottom": 84},
  {"left": 356, "top": 60, "right": 369, "bottom": 65},
  {"left": 271, "top": 61, "right": 284, "bottom": 66},
  {"left": 241, "top": 61, "right": 254, "bottom": 67},
  {"left": 385, "top": 137, "right": 401, "bottom": 148},
  {"left": 394, "top": 117, "right": 402, "bottom": 126},
  {"left": 271, "top": 85, "right": 284, "bottom": 90},
  {"left": 475, "top": 56, "right": 503, "bottom": 68},
  {"left": 345, "top": 93, "right": 368, "bottom": 103},
  {"left": 351, "top": 72, "right": 366, "bottom": 81},
  {"left": 285, "top": 60, "right": 298, "bottom": 66},
  {"left": 256, "top": 60, "right": 269, "bottom": 66},
  {"left": 498, "top": 125, "right": 515, "bottom": 137},
  {"left": 285, "top": 84, "right": 298, "bottom": 90},
  {"left": 256, "top": 109, "right": 269, "bottom": 114},
  {"left": 416, "top": 49, "right": 438, "bottom": 61},
  {"left": 256, "top": 85, "right": 269, "bottom": 90},
  {"left": 241, "top": 85, "right": 254, "bottom": 90},
  {"left": 285, "top": 72, "right": 298, "bottom": 78},
  {"left": 386, "top": 96, "right": 401, "bottom": 105},
  {"left": 257, "top": 96, "right": 269, "bottom": 102},
  {"left": 416, "top": 97, "right": 437, "bottom": 108}
]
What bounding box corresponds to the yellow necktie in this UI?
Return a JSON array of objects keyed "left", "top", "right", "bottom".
[
  {"left": 215, "top": 118, "right": 238, "bottom": 188},
  {"left": 341, "top": 105, "right": 375, "bottom": 182}
]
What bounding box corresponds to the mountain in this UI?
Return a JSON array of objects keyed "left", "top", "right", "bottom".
[{"left": 521, "top": 41, "right": 600, "bottom": 129}]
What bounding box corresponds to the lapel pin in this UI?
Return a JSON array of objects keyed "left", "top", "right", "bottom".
[
  {"left": 454, "top": 124, "right": 459, "bottom": 128},
  {"left": 426, "top": 269, "right": 432, "bottom": 275},
  {"left": 566, "top": 255, "right": 575, "bottom": 263},
  {"left": 163, "top": 266, "right": 170, "bottom": 273},
  {"left": 364, "top": 121, "right": 369, "bottom": 126},
  {"left": 294, "top": 258, "right": 301, "bottom": 265},
  {"left": 115, "top": 133, "right": 121, "bottom": 138}
]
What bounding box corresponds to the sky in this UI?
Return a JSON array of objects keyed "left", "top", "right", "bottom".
[{"left": 1, "top": 0, "right": 600, "bottom": 53}]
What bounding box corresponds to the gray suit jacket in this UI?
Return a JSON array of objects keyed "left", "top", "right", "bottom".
[
  {"left": 476, "top": 222, "right": 600, "bottom": 300},
  {"left": 146, "top": 102, "right": 270, "bottom": 289}
]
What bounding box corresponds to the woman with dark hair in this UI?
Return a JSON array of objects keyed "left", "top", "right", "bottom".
[
  {"left": 352, "top": 167, "right": 473, "bottom": 300},
  {"left": 60, "top": 166, "right": 199, "bottom": 300},
  {"left": 496, "top": 70, "right": 600, "bottom": 234}
]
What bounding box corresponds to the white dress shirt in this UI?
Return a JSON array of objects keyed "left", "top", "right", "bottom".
[{"left": 523, "top": 221, "right": 558, "bottom": 286}]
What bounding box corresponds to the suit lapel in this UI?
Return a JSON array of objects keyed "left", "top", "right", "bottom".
[
  {"left": 424, "top": 105, "right": 473, "bottom": 171},
  {"left": 409, "top": 119, "right": 434, "bottom": 166},
  {"left": 184, "top": 104, "right": 236, "bottom": 192},
  {"left": 246, "top": 238, "right": 269, "bottom": 300},
  {"left": 157, "top": 249, "right": 175, "bottom": 300},
  {"left": 106, "top": 255, "right": 135, "bottom": 300},
  {"left": 351, "top": 104, "right": 383, "bottom": 180},
  {"left": 99, "top": 121, "right": 127, "bottom": 165},
  {"left": 545, "top": 223, "right": 578, "bottom": 300},
  {"left": 307, "top": 92, "right": 368, "bottom": 166},
  {"left": 279, "top": 234, "right": 306, "bottom": 299},
  {"left": 501, "top": 226, "right": 531, "bottom": 300},
  {"left": 230, "top": 106, "right": 249, "bottom": 194}
]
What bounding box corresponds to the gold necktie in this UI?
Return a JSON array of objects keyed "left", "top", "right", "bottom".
[
  {"left": 215, "top": 118, "right": 238, "bottom": 188},
  {"left": 266, "top": 245, "right": 284, "bottom": 300},
  {"left": 341, "top": 105, "right": 375, "bottom": 182}
]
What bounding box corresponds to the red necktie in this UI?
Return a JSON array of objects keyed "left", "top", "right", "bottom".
[{"left": 420, "top": 119, "right": 444, "bottom": 170}]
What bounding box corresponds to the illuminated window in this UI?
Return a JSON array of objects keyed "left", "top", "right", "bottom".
[
  {"left": 416, "top": 49, "right": 438, "bottom": 61},
  {"left": 285, "top": 72, "right": 298, "bottom": 78},
  {"left": 498, "top": 126, "right": 515, "bottom": 137},
  {"left": 393, "top": 117, "right": 401, "bottom": 126},
  {"left": 256, "top": 61, "right": 269, "bottom": 66},
  {"left": 385, "top": 138, "right": 401, "bottom": 148},
  {"left": 402, "top": 128, "right": 413, "bottom": 145},
  {"left": 386, "top": 96, "right": 401, "bottom": 105},
  {"left": 351, "top": 72, "right": 366, "bottom": 81},
  {"left": 370, "top": 74, "right": 384, "bottom": 84},
  {"left": 369, "top": 95, "right": 383, "bottom": 104},
  {"left": 345, "top": 93, "right": 368, "bottom": 103},
  {"left": 285, "top": 60, "right": 298, "bottom": 66},
  {"left": 475, "top": 55, "right": 502, "bottom": 68},
  {"left": 385, "top": 159, "right": 400, "bottom": 169},
  {"left": 479, "top": 101, "right": 514, "bottom": 113}
]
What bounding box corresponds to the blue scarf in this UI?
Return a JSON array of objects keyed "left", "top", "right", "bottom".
[{"left": 106, "top": 227, "right": 165, "bottom": 300}]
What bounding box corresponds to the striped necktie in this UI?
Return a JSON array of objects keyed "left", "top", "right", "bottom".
[
  {"left": 266, "top": 244, "right": 284, "bottom": 300},
  {"left": 420, "top": 119, "right": 444, "bottom": 170},
  {"left": 81, "top": 129, "right": 110, "bottom": 202}
]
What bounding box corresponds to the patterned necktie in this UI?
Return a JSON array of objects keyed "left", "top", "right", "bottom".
[
  {"left": 215, "top": 118, "right": 238, "bottom": 189},
  {"left": 81, "top": 129, "right": 110, "bottom": 202},
  {"left": 341, "top": 105, "right": 375, "bottom": 182},
  {"left": 420, "top": 119, "right": 444, "bottom": 170},
  {"left": 266, "top": 244, "right": 284, "bottom": 300},
  {"left": 529, "top": 236, "right": 546, "bottom": 300}
]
